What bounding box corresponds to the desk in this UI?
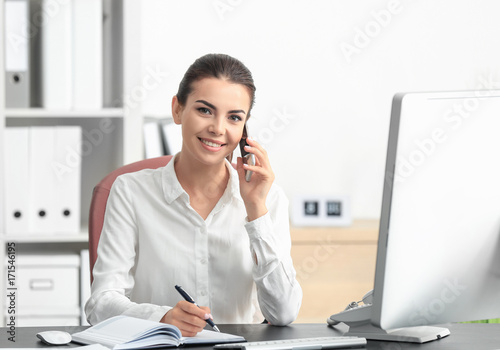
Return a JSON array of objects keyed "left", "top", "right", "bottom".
[{"left": 2, "top": 323, "right": 500, "bottom": 349}]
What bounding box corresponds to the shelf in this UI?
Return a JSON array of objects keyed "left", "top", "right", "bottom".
[
  {"left": 4, "top": 108, "right": 124, "bottom": 118},
  {"left": 1, "top": 233, "right": 88, "bottom": 243},
  {"left": 2, "top": 227, "right": 89, "bottom": 243}
]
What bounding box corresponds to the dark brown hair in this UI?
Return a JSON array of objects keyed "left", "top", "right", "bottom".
[{"left": 176, "top": 53, "right": 256, "bottom": 117}]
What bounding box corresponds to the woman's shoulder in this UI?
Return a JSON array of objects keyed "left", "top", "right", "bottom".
[{"left": 113, "top": 166, "right": 165, "bottom": 190}]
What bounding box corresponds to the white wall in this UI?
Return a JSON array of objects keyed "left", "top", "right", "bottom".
[{"left": 140, "top": 0, "right": 500, "bottom": 219}]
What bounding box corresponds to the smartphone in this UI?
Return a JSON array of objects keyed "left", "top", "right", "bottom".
[{"left": 239, "top": 124, "right": 255, "bottom": 182}]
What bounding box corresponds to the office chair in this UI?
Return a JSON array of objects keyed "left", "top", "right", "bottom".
[{"left": 88, "top": 155, "right": 173, "bottom": 282}]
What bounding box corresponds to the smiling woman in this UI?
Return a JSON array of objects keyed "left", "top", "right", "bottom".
[
  {"left": 172, "top": 78, "right": 249, "bottom": 165},
  {"left": 174, "top": 54, "right": 256, "bottom": 162},
  {"left": 86, "top": 53, "right": 303, "bottom": 337}
]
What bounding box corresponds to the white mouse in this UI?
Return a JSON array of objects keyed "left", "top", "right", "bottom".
[{"left": 36, "top": 330, "right": 72, "bottom": 345}]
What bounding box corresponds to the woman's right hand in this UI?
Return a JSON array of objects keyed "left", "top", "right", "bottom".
[{"left": 160, "top": 301, "right": 212, "bottom": 337}]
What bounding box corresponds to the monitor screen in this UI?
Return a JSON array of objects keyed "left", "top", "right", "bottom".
[{"left": 372, "top": 90, "right": 500, "bottom": 330}]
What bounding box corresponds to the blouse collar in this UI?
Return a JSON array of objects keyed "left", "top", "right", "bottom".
[{"left": 161, "top": 154, "right": 242, "bottom": 205}]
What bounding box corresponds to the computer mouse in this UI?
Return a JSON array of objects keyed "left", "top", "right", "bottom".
[{"left": 36, "top": 330, "right": 72, "bottom": 345}]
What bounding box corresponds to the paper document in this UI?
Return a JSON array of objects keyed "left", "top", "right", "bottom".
[{"left": 72, "top": 315, "right": 245, "bottom": 349}]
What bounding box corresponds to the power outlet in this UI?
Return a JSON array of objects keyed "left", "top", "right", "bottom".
[{"left": 291, "top": 195, "right": 351, "bottom": 227}]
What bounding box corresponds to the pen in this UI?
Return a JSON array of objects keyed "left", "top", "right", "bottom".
[{"left": 175, "top": 285, "right": 220, "bottom": 332}]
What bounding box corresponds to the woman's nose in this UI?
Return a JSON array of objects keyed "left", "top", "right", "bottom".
[{"left": 209, "top": 118, "right": 225, "bottom": 135}]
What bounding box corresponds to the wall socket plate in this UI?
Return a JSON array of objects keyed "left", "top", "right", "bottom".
[{"left": 291, "top": 195, "right": 351, "bottom": 227}]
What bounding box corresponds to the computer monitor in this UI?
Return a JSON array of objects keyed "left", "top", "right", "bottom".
[
  {"left": 373, "top": 89, "right": 500, "bottom": 329},
  {"left": 331, "top": 90, "right": 500, "bottom": 343}
]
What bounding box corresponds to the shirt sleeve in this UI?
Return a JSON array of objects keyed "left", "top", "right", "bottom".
[
  {"left": 85, "top": 176, "right": 171, "bottom": 325},
  {"left": 245, "top": 186, "right": 303, "bottom": 326}
]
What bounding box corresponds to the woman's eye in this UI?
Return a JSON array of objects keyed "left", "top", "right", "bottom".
[
  {"left": 229, "top": 115, "right": 243, "bottom": 122},
  {"left": 197, "top": 107, "right": 211, "bottom": 115}
]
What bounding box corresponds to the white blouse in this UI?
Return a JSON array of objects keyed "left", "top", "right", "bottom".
[{"left": 85, "top": 156, "right": 302, "bottom": 326}]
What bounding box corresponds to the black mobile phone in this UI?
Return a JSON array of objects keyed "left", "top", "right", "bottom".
[{"left": 239, "top": 125, "right": 255, "bottom": 182}]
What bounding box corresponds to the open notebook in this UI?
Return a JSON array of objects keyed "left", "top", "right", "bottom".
[{"left": 72, "top": 315, "right": 245, "bottom": 349}]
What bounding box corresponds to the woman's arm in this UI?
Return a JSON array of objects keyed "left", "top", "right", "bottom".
[
  {"left": 86, "top": 176, "right": 212, "bottom": 336},
  {"left": 245, "top": 188, "right": 303, "bottom": 326},
  {"left": 85, "top": 176, "right": 171, "bottom": 324},
  {"left": 237, "top": 138, "right": 302, "bottom": 325}
]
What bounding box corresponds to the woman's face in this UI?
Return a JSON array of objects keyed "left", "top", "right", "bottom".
[{"left": 172, "top": 77, "right": 251, "bottom": 166}]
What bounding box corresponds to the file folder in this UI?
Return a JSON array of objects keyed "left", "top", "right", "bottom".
[
  {"left": 29, "top": 127, "right": 56, "bottom": 234},
  {"left": 4, "top": 127, "right": 30, "bottom": 234},
  {"left": 53, "top": 126, "right": 82, "bottom": 234},
  {"left": 41, "top": 0, "right": 73, "bottom": 109},
  {"left": 5, "top": 0, "right": 30, "bottom": 108},
  {"left": 143, "top": 121, "right": 164, "bottom": 158},
  {"left": 73, "top": 0, "right": 103, "bottom": 109},
  {"left": 161, "top": 120, "right": 182, "bottom": 155}
]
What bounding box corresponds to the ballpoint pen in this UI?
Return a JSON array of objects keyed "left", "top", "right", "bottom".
[{"left": 175, "top": 285, "right": 220, "bottom": 332}]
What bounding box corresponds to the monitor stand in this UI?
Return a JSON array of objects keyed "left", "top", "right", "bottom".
[{"left": 345, "top": 323, "right": 450, "bottom": 343}]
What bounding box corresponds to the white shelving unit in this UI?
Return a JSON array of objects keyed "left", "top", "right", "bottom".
[
  {"left": 0, "top": 0, "right": 143, "bottom": 326},
  {"left": 0, "top": 0, "right": 6, "bottom": 328},
  {"left": 4, "top": 108, "right": 124, "bottom": 118}
]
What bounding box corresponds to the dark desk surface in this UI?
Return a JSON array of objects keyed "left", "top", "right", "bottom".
[{"left": 2, "top": 323, "right": 500, "bottom": 349}]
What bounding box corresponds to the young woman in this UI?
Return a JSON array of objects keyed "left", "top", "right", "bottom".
[{"left": 85, "top": 54, "right": 302, "bottom": 336}]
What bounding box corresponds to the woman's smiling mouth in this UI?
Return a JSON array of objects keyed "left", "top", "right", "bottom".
[{"left": 198, "top": 138, "right": 226, "bottom": 150}]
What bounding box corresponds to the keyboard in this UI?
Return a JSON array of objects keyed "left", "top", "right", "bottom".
[{"left": 213, "top": 336, "right": 367, "bottom": 350}]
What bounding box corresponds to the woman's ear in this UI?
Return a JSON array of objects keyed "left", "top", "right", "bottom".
[{"left": 171, "top": 96, "right": 183, "bottom": 125}]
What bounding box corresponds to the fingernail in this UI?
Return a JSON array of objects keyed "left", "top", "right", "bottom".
[{"left": 204, "top": 313, "right": 213, "bottom": 320}]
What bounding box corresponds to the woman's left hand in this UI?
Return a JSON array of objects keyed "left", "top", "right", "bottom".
[{"left": 237, "top": 137, "right": 275, "bottom": 221}]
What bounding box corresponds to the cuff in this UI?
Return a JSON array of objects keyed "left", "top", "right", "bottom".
[
  {"left": 148, "top": 306, "right": 173, "bottom": 322},
  {"left": 245, "top": 213, "right": 280, "bottom": 273}
]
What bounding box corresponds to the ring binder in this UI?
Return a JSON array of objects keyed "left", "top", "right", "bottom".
[{"left": 5, "top": 0, "right": 30, "bottom": 108}]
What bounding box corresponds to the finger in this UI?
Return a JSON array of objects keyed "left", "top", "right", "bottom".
[
  {"left": 242, "top": 147, "right": 269, "bottom": 172},
  {"left": 175, "top": 315, "right": 207, "bottom": 336},
  {"left": 199, "top": 306, "right": 213, "bottom": 320},
  {"left": 165, "top": 303, "right": 205, "bottom": 335},
  {"left": 180, "top": 329, "right": 198, "bottom": 337},
  {"left": 179, "top": 301, "right": 214, "bottom": 330},
  {"left": 178, "top": 301, "right": 211, "bottom": 322},
  {"left": 243, "top": 142, "right": 270, "bottom": 169},
  {"left": 245, "top": 137, "right": 269, "bottom": 157},
  {"left": 162, "top": 306, "right": 205, "bottom": 337},
  {"left": 243, "top": 145, "right": 265, "bottom": 167},
  {"left": 177, "top": 321, "right": 203, "bottom": 337},
  {"left": 245, "top": 136, "right": 260, "bottom": 148}
]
